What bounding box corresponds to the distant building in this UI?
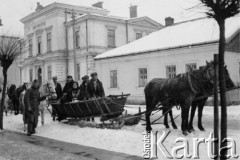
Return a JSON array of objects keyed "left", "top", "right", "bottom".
[
  {"left": 95, "top": 16, "right": 240, "bottom": 103},
  {"left": 0, "top": 35, "right": 22, "bottom": 86},
  {"left": 19, "top": 2, "right": 162, "bottom": 85}
]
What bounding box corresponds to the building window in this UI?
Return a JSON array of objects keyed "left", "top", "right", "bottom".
[
  {"left": 186, "top": 63, "right": 197, "bottom": 72},
  {"left": 77, "top": 63, "right": 80, "bottom": 81},
  {"left": 37, "top": 36, "right": 42, "bottom": 54},
  {"left": 29, "top": 69, "right": 33, "bottom": 82},
  {"left": 166, "top": 65, "right": 176, "bottom": 78},
  {"left": 138, "top": 68, "right": 147, "bottom": 87},
  {"left": 75, "top": 30, "right": 80, "bottom": 48},
  {"left": 136, "top": 32, "right": 142, "bottom": 40},
  {"left": 29, "top": 39, "right": 33, "bottom": 57},
  {"left": 47, "top": 66, "right": 52, "bottom": 81},
  {"left": 108, "top": 29, "right": 115, "bottom": 48},
  {"left": 110, "top": 70, "right": 117, "bottom": 88},
  {"left": 47, "top": 32, "right": 52, "bottom": 52}
]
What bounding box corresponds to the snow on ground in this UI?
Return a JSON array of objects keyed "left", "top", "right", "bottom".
[{"left": 3, "top": 105, "right": 240, "bottom": 160}]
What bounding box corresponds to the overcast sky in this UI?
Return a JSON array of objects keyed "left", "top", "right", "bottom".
[{"left": 0, "top": 0, "right": 204, "bottom": 36}]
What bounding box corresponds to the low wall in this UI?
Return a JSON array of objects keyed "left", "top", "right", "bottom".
[{"left": 126, "top": 89, "right": 240, "bottom": 106}]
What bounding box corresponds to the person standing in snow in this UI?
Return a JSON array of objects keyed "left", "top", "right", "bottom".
[{"left": 24, "top": 79, "right": 46, "bottom": 136}]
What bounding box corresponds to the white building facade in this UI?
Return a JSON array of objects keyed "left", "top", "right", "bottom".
[
  {"left": 19, "top": 2, "right": 162, "bottom": 85},
  {"left": 95, "top": 16, "right": 240, "bottom": 103}
]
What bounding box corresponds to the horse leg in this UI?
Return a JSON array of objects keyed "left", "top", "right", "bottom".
[
  {"left": 188, "top": 102, "right": 198, "bottom": 132},
  {"left": 169, "top": 109, "right": 178, "bottom": 129},
  {"left": 198, "top": 98, "right": 207, "bottom": 131},
  {"left": 181, "top": 104, "right": 190, "bottom": 136},
  {"left": 163, "top": 108, "right": 170, "bottom": 128},
  {"left": 41, "top": 110, "right": 44, "bottom": 126},
  {"left": 145, "top": 98, "right": 153, "bottom": 132}
]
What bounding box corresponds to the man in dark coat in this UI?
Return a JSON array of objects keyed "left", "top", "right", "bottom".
[
  {"left": 24, "top": 79, "right": 46, "bottom": 136},
  {"left": 79, "top": 75, "right": 90, "bottom": 99},
  {"left": 62, "top": 75, "right": 74, "bottom": 95},
  {"left": 60, "top": 81, "right": 84, "bottom": 103},
  {"left": 52, "top": 76, "right": 63, "bottom": 121},
  {"left": 87, "top": 72, "right": 105, "bottom": 98},
  {"left": 52, "top": 76, "right": 63, "bottom": 99}
]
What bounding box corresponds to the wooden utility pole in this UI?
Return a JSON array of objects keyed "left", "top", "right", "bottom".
[
  {"left": 72, "top": 9, "right": 77, "bottom": 80},
  {"left": 214, "top": 54, "right": 219, "bottom": 160}
]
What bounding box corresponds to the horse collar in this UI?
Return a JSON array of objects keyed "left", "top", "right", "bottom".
[{"left": 188, "top": 73, "right": 200, "bottom": 94}]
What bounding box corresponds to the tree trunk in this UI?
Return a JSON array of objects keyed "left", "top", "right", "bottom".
[
  {"left": 0, "top": 68, "right": 8, "bottom": 130},
  {"left": 218, "top": 19, "right": 227, "bottom": 159}
]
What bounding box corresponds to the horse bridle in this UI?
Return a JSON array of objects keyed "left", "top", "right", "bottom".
[{"left": 46, "top": 83, "right": 56, "bottom": 98}]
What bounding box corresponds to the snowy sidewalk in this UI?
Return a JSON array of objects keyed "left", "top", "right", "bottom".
[{"left": 0, "top": 130, "right": 143, "bottom": 160}]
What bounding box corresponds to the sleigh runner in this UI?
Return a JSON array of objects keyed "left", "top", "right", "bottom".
[{"left": 50, "top": 94, "right": 130, "bottom": 121}]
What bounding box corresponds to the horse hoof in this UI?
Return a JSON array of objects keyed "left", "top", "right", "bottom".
[
  {"left": 173, "top": 126, "right": 178, "bottom": 129},
  {"left": 182, "top": 131, "right": 188, "bottom": 136},
  {"left": 165, "top": 125, "right": 170, "bottom": 129},
  {"left": 199, "top": 128, "right": 205, "bottom": 131},
  {"left": 146, "top": 126, "right": 152, "bottom": 132}
]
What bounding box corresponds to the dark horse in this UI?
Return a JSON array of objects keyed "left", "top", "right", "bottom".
[
  {"left": 144, "top": 61, "right": 215, "bottom": 135},
  {"left": 164, "top": 65, "right": 235, "bottom": 132},
  {"left": 7, "top": 83, "right": 28, "bottom": 115}
]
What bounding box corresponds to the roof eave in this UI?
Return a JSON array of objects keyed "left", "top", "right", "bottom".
[{"left": 95, "top": 40, "right": 219, "bottom": 60}]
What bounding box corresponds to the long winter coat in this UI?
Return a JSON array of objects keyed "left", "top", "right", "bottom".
[
  {"left": 87, "top": 79, "right": 105, "bottom": 98},
  {"left": 63, "top": 81, "right": 74, "bottom": 94},
  {"left": 79, "top": 82, "right": 90, "bottom": 99},
  {"left": 24, "top": 86, "right": 46, "bottom": 124},
  {"left": 60, "top": 88, "right": 85, "bottom": 103},
  {"left": 54, "top": 82, "right": 63, "bottom": 99}
]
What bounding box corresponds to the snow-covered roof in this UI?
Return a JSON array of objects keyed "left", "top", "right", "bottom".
[{"left": 95, "top": 16, "right": 240, "bottom": 60}]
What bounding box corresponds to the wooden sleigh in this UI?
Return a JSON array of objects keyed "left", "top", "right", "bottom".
[{"left": 49, "top": 94, "right": 131, "bottom": 128}]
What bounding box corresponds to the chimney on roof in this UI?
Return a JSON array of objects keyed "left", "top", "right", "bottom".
[
  {"left": 165, "top": 17, "right": 174, "bottom": 26},
  {"left": 129, "top": 5, "right": 137, "bottom": 18},
  {"left": 35, "top": 2, "right": 44, "bottom": 12},
  {"left": 92, "top": 1, "right": 103, "bottom": 9}
]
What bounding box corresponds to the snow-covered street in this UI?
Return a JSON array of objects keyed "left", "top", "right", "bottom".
[{"left": 3, "top": 105, "right": 240, "bottom": 160}]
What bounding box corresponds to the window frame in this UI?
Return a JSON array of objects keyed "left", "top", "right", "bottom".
[
  {"left": 136, "top": 32, "right": 143, "bottom": 40},
  {"left": 138, "top": 68, "right": 148, "bottom": 88},
  {"left": 29, "top": 39, "right": 33, "bottom": 57},
  {"left": 37, "top": 36, "right": 42, "bottom": 54},
  {"left": 29, "top": 69, "right": 33, "bottom": 82},
  {"left": 107, "top": 29, "right": 116, "bottom": 48},
  {"left": 46, "top": 32, "right": 52, "bottom": 52},
  {"left": 75, "top": 30, "right": 80, "bottom": 48},
  {"left": 166, "top": 65, "right": 176, "bottom": 78},
  {"left": 110, "top": 70, "right": 118, "bottom": 88},
  {"left": 47, "top": 66, "right": 52, "bottom": 81},
  {"left": 185, "top": 63, "right": 197, "bottom": 72}
]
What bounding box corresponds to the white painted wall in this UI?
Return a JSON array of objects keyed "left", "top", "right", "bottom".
[{"left": 96, "top": 43, "right": 240, "bottom": 100}]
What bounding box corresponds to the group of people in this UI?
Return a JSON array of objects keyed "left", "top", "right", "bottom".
[
  {"left": 4, "top": 72, "right": 105, "bottom": 136},
  {"left": 55, "top": 72, "right": 105, "bottom": 103}
]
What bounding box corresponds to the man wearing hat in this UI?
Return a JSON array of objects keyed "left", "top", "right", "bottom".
[
  {"left": 80, "top": 75, "right": 90, "bottom": 99},
  {"left": 63, "top": 75, "right": 74, "bottom": 95},
  {"left": 24, "top": 79, "right": 47, "bottom": 136},
  {"left": 52, "top": 76, "right": 63, "bottom": 121},
  {"left": 52, "top": 76, "right": 63, "bottom": 100},
  {"left": 87, "top": 72, "right": 105, "bottom": 98}
]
